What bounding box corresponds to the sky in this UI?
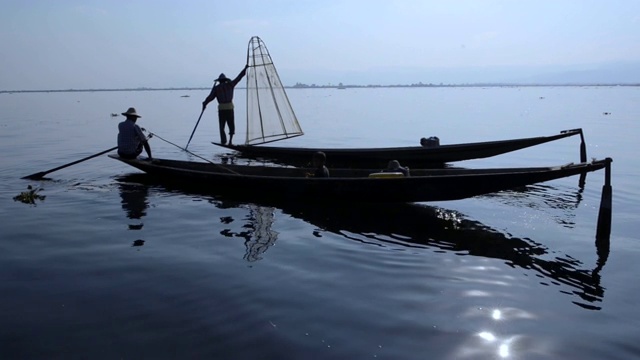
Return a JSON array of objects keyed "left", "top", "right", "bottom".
[{"left": 2, "top": 0, "right": 640, "bottom": 90}]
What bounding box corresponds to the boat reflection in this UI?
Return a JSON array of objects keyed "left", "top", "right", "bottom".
[
  {"left": 115, "top": 173, "right": 609, "bottom": 310},
  {"left": 219, "top": 200, "right": 610, "bottom": 311}
]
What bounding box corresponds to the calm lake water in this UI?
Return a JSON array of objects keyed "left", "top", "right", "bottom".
[{"left": 1, "top": 86, "right": 639, "bottom": 359}]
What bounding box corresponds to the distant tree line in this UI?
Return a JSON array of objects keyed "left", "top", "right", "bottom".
[
  {"left": 2, "top": 83, "right": 640, "bottom": 94},
  {"left": 291, "top": 82, "right": 640, "bottom": 89}
]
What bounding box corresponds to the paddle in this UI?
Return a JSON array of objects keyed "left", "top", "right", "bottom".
[
  {"left": 22, "top": 146, "right": 118, "bottom": 180},
  {"left": 185, "top": 108, "right": 205, "bottom": 150}
]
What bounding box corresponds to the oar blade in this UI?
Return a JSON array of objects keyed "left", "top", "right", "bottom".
[{"left": 21, "top": 172, "right": 47, "bottom": 180}]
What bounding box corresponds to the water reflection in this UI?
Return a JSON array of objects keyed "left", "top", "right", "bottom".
[
  {"left": 482, "top": 334, "right": 510, "bottom": 359},
  {"left": 118, "top": 182, "right": 149, "bottom": 231},
  {"left": 117, "top": 180, "right": 150, "bottom": 248},
  {"left": 245, "top": 201, "right": 609, "bottom": 310},
  {"left": 216, "top": 201, "right": 279, "bottom": 262},
  {"left": 483, "top": 182, "right": 585, "bottom": 227},
  {"left": 115, "top": 173, "right": 609, "bottom": 310},
  {"left": 243, "top": 205, "right": 279, "bottom": 262}
]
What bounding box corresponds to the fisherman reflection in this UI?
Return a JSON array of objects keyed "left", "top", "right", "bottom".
[
  {"left": 118, "top": 182, "right": 149, "bottom": 230},
  {"left": 243, "top": 205, "right": 279, "bottom": 262},
  {"left": 217, "top": 202, "right": 279, "bottom": 262}
]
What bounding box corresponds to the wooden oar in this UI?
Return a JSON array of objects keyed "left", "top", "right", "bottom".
[{"left": 22, "top": 146, "right": 118, "bottom": 180}]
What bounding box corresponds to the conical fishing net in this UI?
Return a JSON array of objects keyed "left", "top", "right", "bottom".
[{"left": 245, "top": 36, "right": 304, "bottom": 145}]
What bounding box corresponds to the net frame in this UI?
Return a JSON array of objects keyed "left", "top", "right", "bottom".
[{"left": 245, "top": 36, "right": 304, "bottom": 145}]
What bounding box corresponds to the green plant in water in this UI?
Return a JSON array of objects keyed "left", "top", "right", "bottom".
[{"left": 13, "top": 185, "right": 46, "bottom": 205}]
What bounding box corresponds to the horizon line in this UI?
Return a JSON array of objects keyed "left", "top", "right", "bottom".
[{"left": 2, "top": 82, "right": 639, "bottom": 93}]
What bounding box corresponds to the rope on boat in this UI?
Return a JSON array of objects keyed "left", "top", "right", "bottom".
[
  {"left": 145, "top": 131, "right": 211, "bottom": 163},
  {"left": 145, "top": 130, "right": 240, "bottom": 175}
]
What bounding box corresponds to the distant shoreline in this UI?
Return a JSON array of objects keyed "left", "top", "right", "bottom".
[{"left": 1, "top": 83, "right": 639, "bottom": 94}]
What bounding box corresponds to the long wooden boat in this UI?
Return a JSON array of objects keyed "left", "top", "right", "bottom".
[
  {"left": 197, "top": 38, "right": 586, "bottom": 168},
  {"left": 109, "top": 155, "right": 610, "bottom": 203},
  {"left": 214, "top": 128, "right": 587, "bottom": 168},
  {"left": 193, "top": 38, "right": 586, "bottom": 168}
]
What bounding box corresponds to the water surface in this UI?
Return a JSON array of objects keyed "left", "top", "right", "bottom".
[{"left": 1, "top": 87, "right": 639, "bottom": 359}]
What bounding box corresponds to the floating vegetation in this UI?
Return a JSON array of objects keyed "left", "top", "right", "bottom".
[{"left": 13, "top": 185, "right": 46, "bottom": 205}]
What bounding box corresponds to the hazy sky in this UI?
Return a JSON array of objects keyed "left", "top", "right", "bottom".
[{"left": 2, "top": 0, "right": 639, "bottom": 89}]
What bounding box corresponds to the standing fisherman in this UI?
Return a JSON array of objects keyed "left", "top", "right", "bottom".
[{"left": 202, "top": 65, "right": 249, "bottom": 145}]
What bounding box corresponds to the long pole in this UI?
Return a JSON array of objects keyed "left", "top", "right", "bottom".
[
  {"left": 185, "top": 109, "right": 204, "bottom": 149},
  {"left": 186, "top": 78, "right": 218, "bottom": 149},
  {"left": 22, "top": 146, "right": 118, "bottom": 180}
]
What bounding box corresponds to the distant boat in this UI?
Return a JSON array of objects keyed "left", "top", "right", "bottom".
[
  {"left": 110, "top": 113, "right": 118, "bottom": 117},
  {"left": 181, "top": 95, "right": 190, "bottom": 98}
]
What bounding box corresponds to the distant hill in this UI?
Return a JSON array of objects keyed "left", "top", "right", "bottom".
[
  {"left": 515, "top": 62, "right": 640, "bottom": 85},
  {"left": 280, "top": 61, "right": 640, "bottom": 86}
]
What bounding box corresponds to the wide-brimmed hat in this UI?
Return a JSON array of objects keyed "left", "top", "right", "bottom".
[
  {"left": 121, "top": 107, "right": 141, "bottom": 118},
  {"left": 216, "top": 73, "right": 230, "bottom": 82}
]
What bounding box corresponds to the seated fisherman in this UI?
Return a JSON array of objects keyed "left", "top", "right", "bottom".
[
  {"left": 382, "top": 160, "right": 410, "bottom": 176},
  {"left": 117, "top": 107, "right": 152, "bottom": 159},
  {"left": 312, "top": 151, "right": 330, "bottom": 177}
]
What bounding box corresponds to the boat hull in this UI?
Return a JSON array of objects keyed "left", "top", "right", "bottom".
[
  {"left": 109, "top": 155, "right": 610, "bottom": 203},
  {"left": 214, "top": 129, "right": 585, "bottom": 168}
]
